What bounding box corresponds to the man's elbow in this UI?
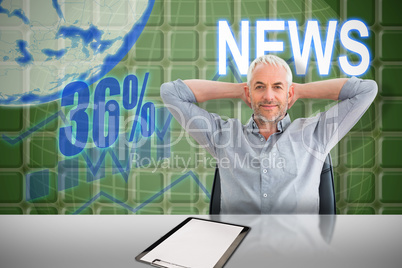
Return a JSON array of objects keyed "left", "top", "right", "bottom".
[
  {"left": 364, "top": 79, "right": 378, "bottom": 101},
  {"left": 160, "top": 82, "right": 169, "bottom": 96},
  {"left": 160, "top": 82, "right": 173, "bottom": 103}
]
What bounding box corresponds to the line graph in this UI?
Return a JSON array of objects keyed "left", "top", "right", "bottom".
[
  {"left": 72, "top": 170, "right": 210, "bottom": 214},
  {"left": 1, "top": 107, "right": 172, "bottom": 182},
  {"left": 2, "top": 110, "right": 67, "bottom": 145},
  {"left": 82, "top": 148, "right": 130, "bottom": 182},
  {"left": 155, "top": 113, "right": 173, "bottom": 141}
]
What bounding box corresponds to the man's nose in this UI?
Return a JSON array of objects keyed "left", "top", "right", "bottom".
[{"left": 263, "top": 87, "right": 275, "bottom": 101}]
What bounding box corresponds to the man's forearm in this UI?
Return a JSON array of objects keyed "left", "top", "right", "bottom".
[
  {"left": 294, "top": 78, "right": 348, "bottom": 101},
  {"left": 183, "top": 79, "right": 246, "bottom": 102}
]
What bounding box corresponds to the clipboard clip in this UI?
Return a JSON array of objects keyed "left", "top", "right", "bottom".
[{"left": 151, "top": 259, "right": 190, "bottom": 268}]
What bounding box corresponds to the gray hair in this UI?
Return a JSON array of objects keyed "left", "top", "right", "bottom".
[{"left": 247, "top": 55, "right": 292, "bottom": 89}]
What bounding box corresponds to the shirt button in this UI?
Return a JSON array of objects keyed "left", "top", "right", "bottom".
[
  {"left": 260, "top": 138, "right": 264, "bottom": 142},
  {"left": 263, "top": 193, "right": 268, "bottom": 198},
  {"left": 263, "top": 169, "right": 267, "bottom": 173}
]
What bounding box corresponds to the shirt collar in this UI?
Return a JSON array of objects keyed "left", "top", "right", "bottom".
[{"left": 246, "top": 113, "right": 292, "bottom": 134}]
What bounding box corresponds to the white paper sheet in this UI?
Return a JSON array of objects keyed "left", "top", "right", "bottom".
[{"left": 140, "top": 218, "right": 244, "bottom": 268}]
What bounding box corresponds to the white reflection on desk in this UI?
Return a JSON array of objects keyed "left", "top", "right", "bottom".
[{"left": 209, "top": 215, "right": 337, "bottom": 267}]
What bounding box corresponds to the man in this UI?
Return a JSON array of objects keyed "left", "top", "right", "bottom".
[{"left": 161, "top": 55, "right": 377, "bottom": 214}]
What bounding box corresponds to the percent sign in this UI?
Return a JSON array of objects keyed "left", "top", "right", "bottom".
[
  {"left": 124, "top": 72, "right": 155, "bottom": 142},
  {"left": 59, "top": 73, "right": 155, "bottom": 156}
]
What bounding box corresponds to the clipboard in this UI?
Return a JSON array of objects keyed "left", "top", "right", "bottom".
[{"left": 135, "top": 217, "right": 250, "bottom": 268}]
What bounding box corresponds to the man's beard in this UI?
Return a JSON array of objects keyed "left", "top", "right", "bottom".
[{"left": 251, "top": 97, "right": 288, "bottom": 125}]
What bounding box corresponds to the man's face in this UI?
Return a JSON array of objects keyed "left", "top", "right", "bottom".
[{"left": 246, "top": 63, "right": 293, "bottom": 124}]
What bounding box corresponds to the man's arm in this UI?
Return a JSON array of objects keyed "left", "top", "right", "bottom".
[
  {"left": 183, "top": 80, "right": 249, "bottom": 105},
  {"left": 160, "top": 79, "right": 244, "bottom": 157},
  {"left": 289, "top": 78, "right": 348, "bottom": 108},
  {"left": 297, "top": 77, "right": 378, "bottom": 156}
]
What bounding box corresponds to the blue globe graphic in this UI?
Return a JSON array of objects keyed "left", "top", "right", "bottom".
[{"left": 0, "top": 0, "right": 154, "bottom": 105}]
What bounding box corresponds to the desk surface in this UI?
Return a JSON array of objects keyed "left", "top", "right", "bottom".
[{"left": 0, "top": 215, "right": 401, "bottom": 268}]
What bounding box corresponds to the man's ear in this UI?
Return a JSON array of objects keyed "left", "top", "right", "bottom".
[
  {"left": 244, "top": 85, "right": 251, "bottom": 103},
  {"left": 287, "top": 84, "right": 295, "bottom": 108}
]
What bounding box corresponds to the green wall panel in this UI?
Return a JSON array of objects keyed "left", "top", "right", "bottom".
[{"left": 0, "top": 0, "right": 401, "bottom": 215}]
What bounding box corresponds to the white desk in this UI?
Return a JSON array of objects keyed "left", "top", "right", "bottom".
[{"left": 0, "top": 215, "right": 401, "bottom": 268}]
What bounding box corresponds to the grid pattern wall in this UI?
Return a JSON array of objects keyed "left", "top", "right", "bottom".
[{"left": 0, "top": 0, "right": 402, "bottom": 215}]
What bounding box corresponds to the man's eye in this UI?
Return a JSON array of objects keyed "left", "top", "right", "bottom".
[{"left": 256, "top": 86, "right": 263, "bottom": 89}]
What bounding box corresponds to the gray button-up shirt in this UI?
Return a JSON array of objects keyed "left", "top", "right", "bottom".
[{"left": 160, "top": 77, "right": 377, "bottom": 214}]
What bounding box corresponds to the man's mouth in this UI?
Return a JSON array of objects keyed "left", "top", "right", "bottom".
[{"left": 259, "top": 104, "right": 278, "bottom": 109}]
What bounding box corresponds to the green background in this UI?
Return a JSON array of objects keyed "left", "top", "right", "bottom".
[{"left": 1, "top": 0, "right": 402, "bottom": 215}]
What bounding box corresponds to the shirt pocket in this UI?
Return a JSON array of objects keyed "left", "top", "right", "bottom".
[{"left": 268, "top": 141, "right": 298, "bottom": 177}]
